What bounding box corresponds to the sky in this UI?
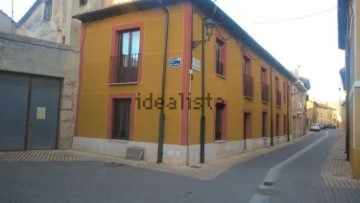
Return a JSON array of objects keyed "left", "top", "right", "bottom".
[{"left": 0, "top": 0, "right": 345, "bottom": 103}]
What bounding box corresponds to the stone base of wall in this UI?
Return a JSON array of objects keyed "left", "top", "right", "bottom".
[
  {"left": 57, "top": 137, "right": 73, "bottom": 149},
  {"left": 73, "top": 135, "right": 293, "bottom": 165}
]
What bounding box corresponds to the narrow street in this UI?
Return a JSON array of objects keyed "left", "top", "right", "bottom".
[{"left": 1, "top": 130, "right": 359, "bottom": 203}]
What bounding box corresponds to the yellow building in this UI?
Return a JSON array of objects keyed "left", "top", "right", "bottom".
[
  {"left": 338, "top": 0, "right": 360, "bottom": 178},
  {"left": 73, "top": 0, "right": 296, "bottom": 165},
  {"left": 306, "top": 101, "right": 337, "bottom": 126}
]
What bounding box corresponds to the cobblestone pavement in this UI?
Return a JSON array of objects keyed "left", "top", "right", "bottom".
[
  {"left": 321, "top": 134, "right": 360, "bottom": 202},
  {"left": 269, "top": 130, "right": 360, "bottom": 203},
  {"left": 0, "top": 134, "right": 309, "bottom": 180},
  {"left": 1, "top": 130, "right": 359, "bottom": 203}
]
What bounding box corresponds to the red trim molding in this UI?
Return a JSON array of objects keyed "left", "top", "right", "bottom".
[
  {"left": 107, "top": 93, "right": 136, "bottom": 141},
  {"left": 110, "top": 22, "right": 144, "bottom": 83},
  {"left": 180, "top": 2, "right": 192, "bottom": 145}
]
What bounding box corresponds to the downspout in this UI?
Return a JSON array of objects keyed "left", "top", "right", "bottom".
[
  {"left": 200, "top": 18, "right": 206, "bottom": 163},
  {"left": 270, "top": 67, "right": 274, "bottom": 146},
  {"left": 187, "top": 5, "right": 194, "bottom": 166},
  {"left": 157, "top": 1, "right": 169, "bottom": 164},
  {"left": 345, "top": 1, "right": 351, "bottom": 161},
  {"left": 345, "top": 37, "right": 350, "bottom": 161}
]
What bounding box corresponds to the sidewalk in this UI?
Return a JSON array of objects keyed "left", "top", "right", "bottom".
[
  {"left": 0, "top": 134, "right": 310, "bottom": 180},
  {"left": 321, "top": 133, "right": 360, "bottom": 202}
]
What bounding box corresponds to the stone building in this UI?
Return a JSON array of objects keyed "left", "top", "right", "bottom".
[{"left": 0, "top": 31, "right": 79, "bottom": 150}]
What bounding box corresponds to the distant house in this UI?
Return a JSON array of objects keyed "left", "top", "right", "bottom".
[
  {"left": 306, "top": 101, "right": 337, "bottom": 125},
  {"left": 18, "top": 0, "right": 117, "bottom": 46}
]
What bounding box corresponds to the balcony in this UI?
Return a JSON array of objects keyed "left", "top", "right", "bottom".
[
  {"left": 243, "top": 74, "right": 254, "bottom": 98},
  {"left": 261, "top": 83, "right": 269, "bottom": 103},
  {"left": 216, "top": 61, "right": 224, "bottom": 76},
  {"left": 109, "top": 54, "right": 140, "bottom": 84},
  {"left": 276, "top": 90, "right": 282, "bottom": 106}
]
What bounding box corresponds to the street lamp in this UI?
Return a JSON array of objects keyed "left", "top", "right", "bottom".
[{"left": 192, "top": 18, "right": 216, "bottom": 49}]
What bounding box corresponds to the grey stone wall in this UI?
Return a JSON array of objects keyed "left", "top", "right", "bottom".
[{"left": 0, "top": 31, "right": 79, "bottom": 149}]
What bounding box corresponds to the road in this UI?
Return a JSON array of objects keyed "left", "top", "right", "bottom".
[{"left": 1, "top": 129, "right": 359, "bottom": 202}]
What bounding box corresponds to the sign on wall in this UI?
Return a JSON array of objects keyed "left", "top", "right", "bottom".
[
  {"left": 169, "top": 57, "right": 182, "bottom": 67},
  {"left": 36, "top": 107, "right": 46, "bottom": 120},
  {"left": 192, "top": 57, "right": 201, "bottom": 72}
]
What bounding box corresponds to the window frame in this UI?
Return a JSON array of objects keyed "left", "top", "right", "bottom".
[
  {"left": 43, "top": 0, "right": 53, "bottom": 22},
  {"left": 107, "top": 93, "right": 136, "bottom": 141},
  {"left": 261, "top": 67, "right": 269, "bottom": 103},
  {"left": 110, "top": 22, "right": 144, "bottom": 84},
  {"left": 243, "top": 109, "right": 252, "bottom": 139},
  {"left": 80, "top": 0, "right": 87, "bottom": 6},
  {"left": 214, "top": 98, "right": 227, "bottom": 141},
  {"left": 214, "top": 33, "right": 227, "bottom": 77},
  {"left": 243, "top": 55, "right": 254, "bottom": 98}
]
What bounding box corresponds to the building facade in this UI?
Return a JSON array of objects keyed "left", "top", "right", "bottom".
[
  {"left": 292, "top": 83, "right": 308, "bottom": 138},
  {"left": 306, "top": 101, "right": 337, "bottom": 126},
  {"left": 0, "top": 31, "right": 79, "bottom": 150},
  {"left": 73, "top": 0, "right": 297, "bottom": 165},
  {"left": 17, "top": 0, "right": 125, "bottom": 46},
  {"left": 338, "top": 0, "right": 360, "bottom": 178}
]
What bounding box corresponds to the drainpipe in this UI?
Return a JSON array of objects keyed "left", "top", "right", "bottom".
[
  {"left": 157, "top": 1, "right": 169, "bottom": 164},
  {"left": 270, "top": 67, "right": 274, "bottom": 146},
  {"left": 200, "top": 18, "right": 206, "bottom": 163},
  {"left": 345, "top": 42, "right": 350, "bottom": 161},
  {"left": 187, "top": 6, "right": 194, "bottom": 166}
]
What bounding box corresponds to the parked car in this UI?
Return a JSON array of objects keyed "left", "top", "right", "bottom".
[
  {"left": 310, "top": 124, "right": 321, "bottom": 132},
  {"left": 318, "top": 123, "right": 325, "bottom": 130},
  {"left": 328, "top": 124, "right": 336, "bottom": 129}
]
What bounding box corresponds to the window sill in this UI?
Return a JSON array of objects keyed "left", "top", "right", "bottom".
[
  {"left": 262, "top": 100, "right": 269, "bottom": 105},
  {"left": 108, "top": 139, "right": 130, "bottom": 143},
  {"left": 215, "top": 140, "right": 227, "bottom": 144},
  {"left": 276, "top": 105, "right": 281, "bottom": 108},
  {"left": 244, "top": 96, "right": 253, "bottom": 100},
  {"left": 109, "top": 82, "right": 139, "bottom": 86},
  {"left": 216, "top": 74, "right": 226, "bottom": 79}
]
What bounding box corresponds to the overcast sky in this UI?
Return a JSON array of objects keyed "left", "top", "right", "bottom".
[{"left": 0, "top": 0, "right": 345, "bottom": 103}]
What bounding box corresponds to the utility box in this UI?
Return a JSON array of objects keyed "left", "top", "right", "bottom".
[{"left": 126, "top": 147, "right": 145, "bottom": 161}]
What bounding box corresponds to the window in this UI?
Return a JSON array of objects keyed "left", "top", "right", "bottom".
[
  {"left": 243, "top": 56, "right": 253, "bottom": 98},
  {"left": 112, "top": 99, "right": 131, "bottom": 140},
  {"left": 275, "top": 77, "right": 281, "bottom": 106},
  {"left": 244, "top": 112, "right": 252, "bottom": 140},
  {"left": 216, "top": 39, "right": 225, "bottom": 75},
  {"left": 283, "top": 82, "right": 286, "bottom": 103},
  {"left": 262, "top": 112, "right": 267, "bottom": 137},
  {"left": 261, "top": 68, "right": 269, "bottom": 102},
  {"left": 80, "top": 0, "right": 87, "bottom": 6},
  {"left": 110, "top": 29, "right": 141, "bottom": 83},
  {"left": 276, "top": 114, "right": 280, "bottom": 136},
  {"left": 43, "top": 0, "right": 52, "bottom": 22},
  {"left": 215, "top": 102, "right": 226, "bottom": 140}
]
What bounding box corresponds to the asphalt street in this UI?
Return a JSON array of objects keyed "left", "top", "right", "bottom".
[{"left": 0, "top": 129, "right": 357, "bottom": 203}]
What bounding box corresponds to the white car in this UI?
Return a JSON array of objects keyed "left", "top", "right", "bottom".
[{"left": 310, "top": 125, "right": 321, "bottom": 132}]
